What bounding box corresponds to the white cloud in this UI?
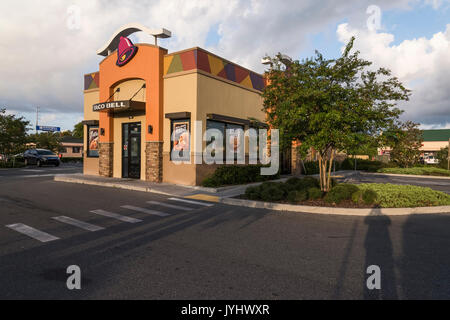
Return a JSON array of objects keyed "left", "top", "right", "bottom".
[
  {"left": 337, "top": 22, "right": 450, "bottom": 127},
  {"left": 0, "top": 0, "right": 444, "bottom": 130}
]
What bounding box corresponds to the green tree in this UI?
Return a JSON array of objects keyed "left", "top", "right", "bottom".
[
  {"left": 0, "top": 109, "right": 30, "bottom": 160},
  {"left": 262, "top": 37, "right": 410, "bottom": 191},
  {"left": 386, "top": 121, "right": 423, "bottom": 168},
  {"left": 73, "top": 121, "right": 83, "bottom": 139},
  {"left": 28, "top": 132, "right": 63, "bottom": 152},
  {"left": 437, "top": 146, "right": 449, "bottom": 170}
]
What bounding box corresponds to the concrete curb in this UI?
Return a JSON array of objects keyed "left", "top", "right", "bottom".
[
  {"left": 360, "top": 171, "right": 450, "bottom": 180},
  {"left": 54, "top": 175, "right": 175, "bottom": 196},
  {"left": 219, "top": 197, "right": 450, "bottom": 216}
]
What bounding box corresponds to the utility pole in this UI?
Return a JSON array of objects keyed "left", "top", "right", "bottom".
[{"left": 448, "top": 138, "right": 449, "bottom": 171}]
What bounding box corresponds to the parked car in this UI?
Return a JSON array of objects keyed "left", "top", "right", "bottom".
[
  {"left": 424, "top": 155, "right": 439, "bottom": 165},
  {"left": 23, "top": 149, "right": 60, "bottom": 167}
]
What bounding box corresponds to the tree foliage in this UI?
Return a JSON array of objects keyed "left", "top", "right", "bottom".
[
  {"left": 73, "top": 121, "right": 84, "bottom": 139},
  {"left": 262, "top": 37, "right": 410, "bottom": 191},
  {"left": 384, "top": 121, "right": 423, "bottom": 168},
  {"left": 28, "top": 132, "right": 63, "bottom": 152},
  {"left": 0, "top": 108, "right": 30, "bottom": 159}
]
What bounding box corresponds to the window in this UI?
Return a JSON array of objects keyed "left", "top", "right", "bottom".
[
  {"left": 73, "top": 147, "right": 81, "bottom": 154},
  {"left": 206, "top": 120, "right": 244, "bottom": 162},
  {"left": 61, "top": 147, "right": 67, "bottom": 153},
  {"left": 170, "top": 119, "right": 190, "bottom": 161},
  {"left": 87, "top": 125, "right": 99, "bottom": 157}
]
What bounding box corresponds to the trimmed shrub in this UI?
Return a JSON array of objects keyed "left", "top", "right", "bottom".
[
  {"left": 351, "top": 190, "right": 363, "bottom": 204},
  {"left": 201, "top": 165, "right": 280, "bottom": 187},
  {"left": 358, "top": 183, "right": 450, "bottom": 208},
  {"left": 286, "top": 177, "right": 301, "bottom": 185},
  {"left": 362, "top": 189, "right": 377, "bottom": 205},
  {"left": 260, "top": 183, "right": 285, "bottom": 202},
  {"left": 287, "top": 190, "right": 308, "bottom": 203},
  {"left": 307, "top": 187, "right": 323, "bottom": 200},
  {"left": 295, "top": 177, "right": 320, "bottom": 191},
  {"left": 244, "top": 186, "right": 261, "bottom": 200},
  {"left": 377, "top": 167, "right": 450, "bottom": 177},
  {"left": 325, "top": 184, "right": 360, "bottom": 204}
]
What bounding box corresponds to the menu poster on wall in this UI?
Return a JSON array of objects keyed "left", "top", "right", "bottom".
[
  {"left": 89, "top": 127, "right": 99, "bottom": 151},
  {"left": 172, "top": 122, "right": 190, "bottom": 160}
]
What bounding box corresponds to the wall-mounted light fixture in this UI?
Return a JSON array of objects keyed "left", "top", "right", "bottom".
[
  {"left": 148, "top": 125, "right": 153, "bottom": 134},
  {"left": 100, "top": 128, "right": 105, "bottom": 136}
]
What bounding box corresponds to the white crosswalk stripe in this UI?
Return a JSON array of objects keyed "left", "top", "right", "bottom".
[
  {"left": 90, "top": 209, "right": 142, "bottom": 223},
  {"left": 52, "top": 216, "right": 104, "bottom": 232},
  {"left": 168, "top": 197, "right": 214, "bottom": 207},
  {"left": 121, "top": 205, "right": 170, "bottom": 217},
  {"left": 146, "top": 201, "right": 193, "bottom": 211},
  {"left": 6, "top": 223, "right": 59, "bottom": 242}
]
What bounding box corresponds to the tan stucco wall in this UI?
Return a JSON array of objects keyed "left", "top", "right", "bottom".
[
  {"left": 84, "top": 89, "right": 100, "bottom": 121},
  {"left": 162, "top": 71, "right": 264, "bottom": 185},
  {"left": 111, "top": 79, "right": 146, "bottom": 102},
  {"left": 112, "top": 115, "right": 147, "bottom": 180},
  {"left": 162, "top": 73, "right": 198, "bottom": 185},
  {"left": 83, "top": 89, "right": 100, "bottom": 175}
]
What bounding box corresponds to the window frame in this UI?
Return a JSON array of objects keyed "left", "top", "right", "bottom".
[{"left": 86, "top": 125, "right": 99, "bottom": 158}]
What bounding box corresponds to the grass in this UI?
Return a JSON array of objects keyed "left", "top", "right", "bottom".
[
  {"left": 358, "top": 183, "right": 450, "bottom": 208},
  {"left": 377, "top": 167, "right": 450, "bottom": 177}
]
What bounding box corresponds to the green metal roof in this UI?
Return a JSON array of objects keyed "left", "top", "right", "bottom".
[{"left": 422, "top": 129, "right": 450, "bottom": 142}]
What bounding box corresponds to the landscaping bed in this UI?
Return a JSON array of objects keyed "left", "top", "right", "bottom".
[
  {"left": 202, "top": 164, "right": 280, "bottom": 188},
  {"left": 377, "top": 167, "right": 450, "bottom": 177},
  {"left": 241, "top": 177, "right": 450, "bottom": 208}
]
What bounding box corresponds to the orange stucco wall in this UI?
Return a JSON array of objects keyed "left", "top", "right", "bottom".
[{"left": 98, "top": 44, "right": 167, "bottom": 143}]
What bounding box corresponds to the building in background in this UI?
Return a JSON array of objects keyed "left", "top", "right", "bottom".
[
  {"left": 379, "top": 128, "right": 450, "bottom": 163},
  {"left": 60, "top": 136, "right": 83, "bottom": 159}
]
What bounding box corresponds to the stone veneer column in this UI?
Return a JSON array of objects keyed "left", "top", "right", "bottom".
[
  {"left": 146, "top": 141, "right": 163, "bottom": 182},
  {"left": 99, "top": 142, "right": 114, "bottom": 177}
]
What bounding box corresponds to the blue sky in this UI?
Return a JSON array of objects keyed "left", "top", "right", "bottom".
[{"left": 1, "top": 0, "right": 449, "bottom": 131}]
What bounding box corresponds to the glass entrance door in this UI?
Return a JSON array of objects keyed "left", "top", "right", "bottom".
[{"left": 122, "top": 122, "right": 141, "bottom": 179}]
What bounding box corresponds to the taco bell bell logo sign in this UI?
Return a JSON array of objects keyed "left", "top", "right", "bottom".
[{"left": 116, "top": 36, "right": 138, "bottom": 67}]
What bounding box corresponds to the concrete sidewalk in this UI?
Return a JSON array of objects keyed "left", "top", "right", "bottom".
[{"left": 54, "top": 171, "right": 355, "bottom": 200}]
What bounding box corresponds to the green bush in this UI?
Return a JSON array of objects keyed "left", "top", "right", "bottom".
[
  {"left": 202, "top": 165, "right": 280, "bottom": 187},
  {"left": 339, "top": 158, "right": 387, "bottom": 172},
  {"left": 377, "top": 167, "right": 450, "bottom": 177},
  {"left": 307, "top": 187, "right": 323, "bottom": 200},
  {"left": 358, "top": 183, "right": 450, "bottom": 208},
  {"left": 361, "top": 189, "right": 377, "bottom": 205},
  {"left": 287, "top": 190, "right": 308, "bottom": 203},
  {"left": 244, "top": 186, "right": 261, "bottom": 200},
  {"left": 351, "top": 190, "right": 363, "bottom": 204},
  {"left": 0, "top": 161, "right": 25, "bottom": 168},
  {"left": 325, "top": 184, "right": 360, "bottom": 204},
  {"left": 260, "top": 183, "right": 286, "bottom": 202},
  {"left": 295, "top": 177, "right": 320, "bottom": 191}
]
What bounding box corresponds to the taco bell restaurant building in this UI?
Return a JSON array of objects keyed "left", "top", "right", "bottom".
[{"left": 83, "top": 24, "right": 269, "bottom": 186}]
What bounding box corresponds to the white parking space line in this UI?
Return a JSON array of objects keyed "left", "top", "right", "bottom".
[
  {"left": 121, "top": 205, "right": 171, "bottom": 217},
  {"left": 52, "top": 216, "right": 105, "bottom": 232},
  {"left": 146, "top": 201, "right": 193, "bottom": 211},
  {"left": 90, "top": 209, "right": 142, "bottom": 223},
  {"left": 168, "top": 197, "right": 215, "bottom": 207},
  {"left": 21, "top": 169, "right": 43, "bottom": 172},
  {"left": 6, "top": 223, "right": 59, "bottom": 242}
]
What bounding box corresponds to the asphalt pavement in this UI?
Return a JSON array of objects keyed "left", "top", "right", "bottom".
[{"left": 0, "top": 167, "right": 449, "bottom": 299}]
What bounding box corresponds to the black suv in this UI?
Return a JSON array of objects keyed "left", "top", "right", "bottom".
[{"left": 23, "top": 149, "right": 60, "bottom": 167}]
